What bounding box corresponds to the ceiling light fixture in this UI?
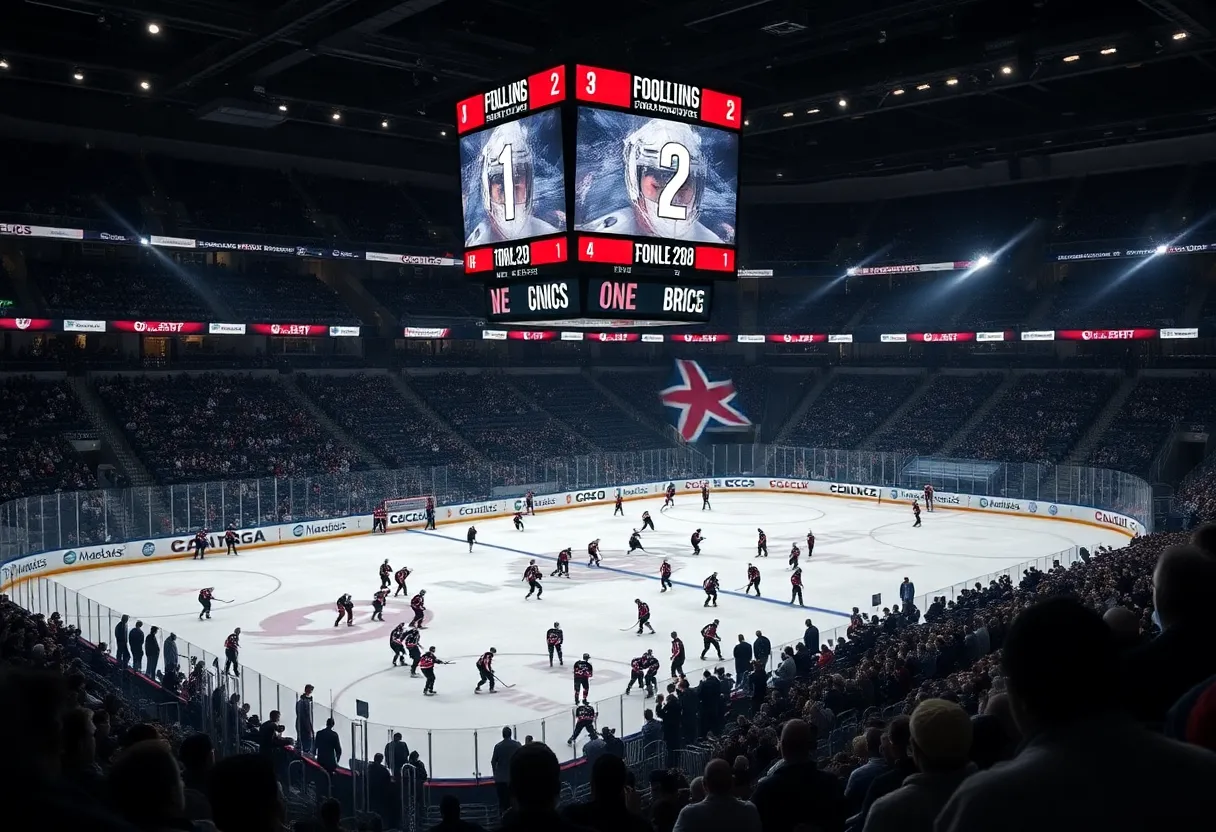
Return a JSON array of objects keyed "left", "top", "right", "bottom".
[
  {"left": 0, "top": 59, "right": 8, "bottom": 70},
  {"left": 892, "top": 88, "right": 905, "bottom": 96},
  {"left": 743, "top": 119, "right": 749, "bottom": 126},
  {"left": 147, "top": 23, "right": 161, "bottom": 35},
  {"left": 139, "top": 80, "right": 150, "bottom": 90},
  {"left": 278, "top": 104, "right": 288, "bottom": 112},
  {"left": 1100, "top": 47, "right": 1117, "bottom": 55},
  {"left": 381, "top": 119, "right": 389, "bottom": 128},
  {"left": 1000, "top": 65, "right": 1013, "bottom": 75},
  {"left": 1172, "top": 31, "right": 1188, "bottom": 41},
  {"left": 806, "top": 108, "right": 819, "bottom": 114},
  {"left": 837, "top": 98, "right": 847, "bottom": 108},
  {"left": 440, "top": 130, "right": 447, "bottom": 137},
  {"left": 916, "top": 83, "right": 931, "bottom": 90},
  {"left": 331, "top": 112, "right": 341, "bottom": 121},
  {"left": 1063, "top": 54, "right": 1080, "bottom": 63},
  {"left": 782, "top": 111, "right": 793, "bottom": 118},
  {"left": 73, "top": 69, "right": 84, "bottom": 81},
  {"left": 946, "top": 77, "right": 959, "bottom": 86}
]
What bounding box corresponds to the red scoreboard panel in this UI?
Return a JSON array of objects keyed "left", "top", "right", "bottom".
[
  {"left": 456, "top": 65, "right": 568, "bottom": 135},
  {"left": 573, "top": 65, "right": 742, "bottom": 130}
]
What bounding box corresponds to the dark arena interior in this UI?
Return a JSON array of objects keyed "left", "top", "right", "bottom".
[{"left": 4, "top": 0, "right": 1216, "bottom": 829}]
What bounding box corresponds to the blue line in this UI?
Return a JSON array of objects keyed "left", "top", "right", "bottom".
[{"left": 406, "top": 528, "right": 852, "bottom": 620}]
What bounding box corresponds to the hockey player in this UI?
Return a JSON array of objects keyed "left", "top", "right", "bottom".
[
  {"left": 587, "top": 539, "right": 602, "bottom": 568},
  {"left": 474, "top": 647, "right": 498, "bottom": 694},
  {"left": 757, "top": 529, "right": 768, "bottom": 557},
  {"left": 191, "top": 529, "right": 208, "bottom": 560},
  {"left": 701, "top": 483, "right": 711, "bottom": 511},
  {"left": 371, "top": 589, "right": 389, "bottom": 621},
  {"left": 923, "top": 483, "right": 935, "bottom": 512},
  {"left": 573, "top": 653, "right": 593, "bottom": 702},
  {"left": 551, "top": 547, "right": 571, "bottom": 578},
  {"left": 525, "top": 491, "right": 535, "bottom": 515},
  {"left": 635, "top": 598, "right": 656, "bottom": 635},
  {"left": 641, "top": 511, "right": 655, "bottom": 532},
  {"left": 390, "top": 623, "right": 407, "bottom": 666},
  {"left": 670, "top": 632, "right": 686, "bottom": 678},
  {"left": 568, "top": 701, "right": 598, "bottom": 745},
  {"left": 224, "top": 525, "right": 239, "bottom": 556},
  {"left": 913, "top": 499, "right": 922, "bottom": 528},
  {"left": 614, "top": 492, "right": 624, "bottom": 516},
  {"left": 523, "top": 560, "right": 544, "bottom": 599},
  {"left": 409, "top": 590, "right": 428, "bottom": 628},
  {"left": 394, "top": 566, "right": 412, "bottom": 597},
  {"left": 806, "top": 530, "right": 816, "bottom": 558},
  {"left": 334, "top": 594, "right": 355, "bottom": 627},
  {"left": 745, "top": 563, "right": 761, "bottom": 596},
  {"left": 513, "top": 511, "right": 525, "bottom": 531},
  {"left": 659, "top": 559, "right": 673, "bottom": 592},
  {"left": 643, "top": 650, "right": 661, "bottom": 697},
  {"left": 223, "top": 628, "right": 241, "bottom": 676},
  {"left": 547, "top": 622, "right": 564, "bottom": 667},
  {"left": 789, "top": 543, "right": 800, "bottom": 571},
  {"left": 791, "top": 567, "right": 805, "bottom": 606},
  {"left": 198, "top": 587, "right": 214, "bottom": 620},
  {"left": 691, "top": 529, "right": 705, "bottom": 556},
  {"left": 700, "top": 619, "right": 722, "bottom": 661},
  {"left": 424, "top": 498, "right": 436, "bottom": 531},
  {"left": 703, "top": 572, "right": 720, "bottom": 607},
  {"left": 466, "top": 121, "right": 559, "bottom": 246},
  {"left": 467, "top": 526, "right": 477, "bottom": 552},
  {"left": 625, "top": 653, "right": 646, "bottom": 695},
  {"left": 628, "top": 530, "right": 646, "bottom": 554},
  {"left": 662, "top": 483, "right": 676, "bottom": 510},
  {"left": 379, "top": 559, "right": 393, "bottom": 590},
  {"left": 404, "top": 626, "right": 422, "bottom": 674},
  {"left": 372, "top": 504, "right": 387, "bottom": 534},
  {"left": 419, "top": 646, "right": 448, "bottom": 695}
]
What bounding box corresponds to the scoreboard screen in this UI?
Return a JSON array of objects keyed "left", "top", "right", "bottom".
[
  {"left": 458, "top": 66, "right": 569, "bottom": 280},
  {"left": 587, "top": 278, "right": 713, "bottom": 323},
  {"left": 572, "top": 65, "right": 740, "bottom": 279},
  {"left": 485, "top": 279, "right": 582, "bottom": 322}
]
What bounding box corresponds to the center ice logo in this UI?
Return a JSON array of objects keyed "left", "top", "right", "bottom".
[{"left": 249, "top": 604, "right": 431, "bottom": 648}]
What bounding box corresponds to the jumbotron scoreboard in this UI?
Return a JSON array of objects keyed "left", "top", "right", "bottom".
[{"left": 456, "top": 63, "right": 741, "bottom": 325}]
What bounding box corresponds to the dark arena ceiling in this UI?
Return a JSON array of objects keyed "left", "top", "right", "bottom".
[{"left": 1, "top": 0, "right": 1214, "bottom": 185}]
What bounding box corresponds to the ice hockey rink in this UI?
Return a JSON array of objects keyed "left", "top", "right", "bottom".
[{"left": 46, "top": 491, "right": 1125, "bottom": 778}]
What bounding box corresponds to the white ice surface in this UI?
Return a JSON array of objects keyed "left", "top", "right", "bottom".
[{"left": 50, "top": 492, "right": 1123, "bottom": 778}]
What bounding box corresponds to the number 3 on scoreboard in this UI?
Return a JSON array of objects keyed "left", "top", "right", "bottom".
[
  {"left": 656, "top": 142, "right": 691, "bottom": 221},
  {"left": 584, "top": 70, "right": 597, "bottom": 96}
]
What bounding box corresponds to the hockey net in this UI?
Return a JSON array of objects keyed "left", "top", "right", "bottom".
[{"left": 383, "top": 496, "right": 432, "bottom": 527}]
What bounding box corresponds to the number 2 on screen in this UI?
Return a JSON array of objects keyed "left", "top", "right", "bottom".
[
  {"left": 495, "top": 143, "right": 516, "bottom": 221},
  {"left": 656, "top": 142, "right": 691, "bottom": 221},
  {"left": 551, "top": 71, "right": 561, "bottom": 97},
  {"left": 725, "top": 99, "right": 736, "bottom": 122}
]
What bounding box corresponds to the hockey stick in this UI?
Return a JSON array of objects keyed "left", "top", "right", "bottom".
[
  {"left": 216, "top": 598, "right": 234, "bottom": 603},
  {"left": 492, "top": 674, "right": 516, "bottom": 689},
  {"left": 620, "top": 620, "right": 642, "bottom": 632}
]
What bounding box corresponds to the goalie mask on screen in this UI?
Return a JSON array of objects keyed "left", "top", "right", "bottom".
[
  {"left": 623, "top": 119, "right": 706, "bottom": 240},
  {"left": 481, "top": 121, "right": 536, "bottom": 240}
]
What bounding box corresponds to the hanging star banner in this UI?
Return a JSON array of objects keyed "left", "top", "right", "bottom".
[{"left": 659, "top": 359, "right": 751, "bottom": 442}]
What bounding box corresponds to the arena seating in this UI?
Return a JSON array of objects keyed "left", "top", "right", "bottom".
[
  {"left": 593, "top": 369, "right": 672, "bottom": 427},
  {"left": 757, "top": 278, "right": 870, "bottom": 332},
  {"left": 364, "top": 274, "right": 483, "bottom": 321},
  {"left": 0, "top": 262, "right": 22, "bottom": 314},
  {"left": 1054, "top": 168, "right": 1185, "bottom": 242},
  {"left": 509, "top": 373, "right": 675, "bottom": 451},
  {"left": 1043, "top": 260, "right": 1192, "bottom": 328},
  {"left": 870, "top": 373, "right": 1005, "bottom": 453},
  {"left": 94, "top": 373, "right": 360, "bottom": 485},
  {"left": 0, "top": 377, "right": 96, "bottom": 503},
  {"left": 295, "top": 373, "right": 480, "bottom": 469},
  {"left": 296, "top": 173, "right": 437, "bottom": 244},
  {"left": 0, "top": 139, "right": 147, "bottom": 228},
  {"left": 782, "top": 373, "right": 922, "bottom": 449},
  {"left": 406, "top": 372, "right": 597, "bottom": 462},
  {"left": 29, "top": 260, "right": 213, "bottom": 321},
  {"left": 949, "top": 276, "right": 1040, "bottom": 331},
  {"left": 199, "top": 263, "right": 362, "bottom": 325},
  {"left": 952, "top": 372, "right": 1120, "bottom": 463},
  {"left": 1087, "top": 375, "right": 1216, "bottom": 477}
]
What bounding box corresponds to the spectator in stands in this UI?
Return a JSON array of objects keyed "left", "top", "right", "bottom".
[
  {"left": 561, "top": 754, "right": 651, "bottom": 832},
  {"left": 938, "top": 598, "right": 1216, "bottom": 832},
  {"left": 862, "top": 699, "right": 974, "bottom": 832},
  {"left": 502, "top": 742, "right": 592, "bottom": 832},
  {"left": 968, "top": 695, "right": 1018, "bottom": 770},
  {"left": 107, "top": 740, "right": 189, "bottom": 832},
  {"left": 492, "top": 726, "right": 522, "bottom": 815},
  {"left": 648, "top": 769, "right": 685, "bottom": 832},
  {"left": 210, "top": 753, "right": 284, "bottom": 832},
  {"left": 750, "top": 719, "right": 847, "bottom": 832},
  {"left": 61, "top": 705, "right": 104, "bottom": 799},
  {"left": 853, "top": 716, "right": 914, "bottom": 829},
  {"left": 1124, "top": 544, "right": 1216, "bottom": 724},
  {"left": 641, "top": 708, "right": 663, "bottom": 745},
  {"left": 844, "top": 727, "right": 887, "bottom": 810},
  {"left": 429, "top": 794, "right": 486, "bottom": 832},
  {"left": 315, "top": 717, "right": 342, "bottom": 774},
  {"left": 671, "top": 758, "right": 760, "bottom": 832},
  {"left": 317, "top": 797, "right": 344, "bottom": 832},
  {"left": 179, "top": 733, "right": 214, "bottom": 821},
  {"left": 385, "top": 731, "right": 410, "bottom": 772}
]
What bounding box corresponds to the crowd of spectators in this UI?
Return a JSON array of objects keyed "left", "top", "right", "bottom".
[
  {"left": 1088, "top": 375, "right": 1216, "bottom": 477},
  {"left": 870, "top": 373, "right": 1004, "bottom": 454},
  {"left": 783, "top": 374, "right": 922, "bottom": 449},
  {"left": 365, "top": 273, "right": 482, "bottom": 321},
  {"left": 1043, "top": 260, "right": 1192, "bottom": 329},
  {"left": 201, "top": 263, "right": 363, "bottom": 326},
  {"left": 0, "top": 376, "right": 96, "bottom": 503},
  {"left": 30, "top": 259, "right": 213, "bottom": 321},
  {"left": 952, "top": 372, "right": 1119, "bottom": 464},
  {"left": 0, "top": 139, "right": 147, "bottom": 227},
  {"left": 96, "top": 373, "right": 360, "bottom": 485},
  {"left": 510, "top": 374, "right": 675, "bottom": 451}
]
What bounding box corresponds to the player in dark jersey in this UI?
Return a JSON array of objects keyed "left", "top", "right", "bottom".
[
  {"left": 372, "top": 504, "right": 387, "bottom": 534},
  {"left": 224, "top": 525, "right": 239, "bottom": 556},
  {"left": 223, "top": 628, "right": 241, "bottom": 676},
  {"left": 404, "top": 626, "right": 422, "bottom": 674},
  {"left": 568, "top": 702, "right": 598, "bottom": 744},
  {"left": 334, "top": 594, "right": 355, "bottom": 627},
  {"left": 474, "top": 648, "right": 498, "bottom": 694},
  {"left": 379, "top": 559, "right": 392, "bottom": 590},
  {"left": 789, "top": 544, "right": 800, "bottom": 571},
  {"left": 467, "top": 525, "right": 477, "bottom": 552},
  {"left": 913, "top": 500, "right": 922, "bottom": 528},
  {"left": 700, "top": 619, "right": 722, "bottom": 660},
  {"left": 690, "top": 529, "right": 705, "bottom": 556},
  {"left": 634, "top": 599, "right": 656, "bottom": 635},
  {"left": 513, "top": 511, "right": 525, "bottom": 531},
  {"left": 198, "top": 587, "right": 214, "bottom": 620},
  {"left": 643, "top": 650, "right": 661, "bottom": 696},
  {"left": 791, "top": 567, "right": 805, "bottom": 606},
  {"left": 757, "top": 529, "right": 768, "bottom": 557},
  {"left": 625, "top": 653, "right": 646, "bottom": 695},
  {"left": 587, "top": 539, "right": 602, "bottom": 567},
  {"left": 641, "top": 511, "right": 655, "bottom": 531},
  {"left": 371, "top": 589, "right": 389, "bottom": 621},
  {"left": 745, "top": 563, "right": 761, "bottom": 596},
  {"left": 420, "top": 646, "right": 447, "bottom": 695},
  {"left": 525, "top": 491, "right": 535, "bottom": 515},
  {"left": 551, "top": 548, "right": 571, "bottom": 578},
  {"left": 923, "top": 484, "right": 935, "bottom": 512},
  {"left": 659, "top": 559, "right": 673, "bottom": 592},
  {"left": 394, "top": 566, "right": 411, "bottom": 597},
  {"left": 572, "top": 654, "right": 593, "bottom": 702},
  {"left": 662, "top": 483, "right": 676, "bottom": 510},
  {"left": 701, "top": 484, "right": 711, "bottom": 510},
  {"left": 424, "top": 498, "right": 436, "bottom": 530},
  {"left": 409, "top": 590, "right": 427, "bottom": 628},
  {"left": 523, "top": 560, "right": 543, "bottom": 599},
  {"left": 628, "top": 530, "right": 645, "bottom": 554},
  {"left": 192, "top": 530, "right": 208, "bottom": 560},
  {"left": 703, "top": 572, "right": 719, "bottom": 607},
  {"left": 614, "top": 492, "right": 624, "bottom": 516},
  {"left": 670, "top": 632, "right": 686, "bottom": 678},
  {"left": 389, "top": 623, "right": 407, "bottom": 665},
  {"left": 806, "top": 530, "right": 816, "bottom": 557},
  {"left": 546, "top": 622, "right": 564, "bottom": 666}
]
